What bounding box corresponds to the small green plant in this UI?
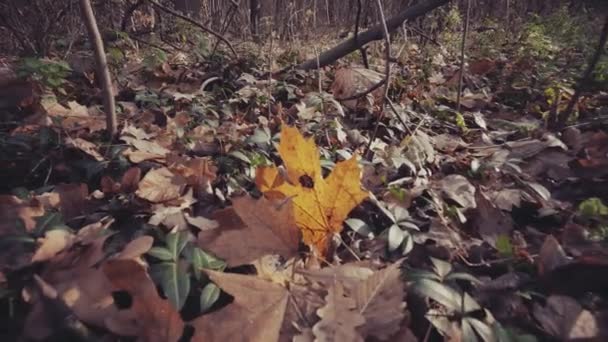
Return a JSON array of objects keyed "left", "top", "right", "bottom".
[
  {"left": 142, "top": 48, "right": 168, "bottom": 71},
  {"left": 408, "top": 258, "right": 496, "bottom": 341},
  {"left": 16, "top": 58, "right": 71, "bottom": 91},
  {"left": 147, "top": 231, "right": 225, "bottom": 312},
  {"left": 578, "top": 197, "right": 608, "bottom": 218}
]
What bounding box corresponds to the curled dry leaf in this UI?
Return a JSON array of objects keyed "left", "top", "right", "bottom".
[
  {"left": 65, "top": 137, "right": 104, "bottom": 161},
  {"left": 198, "top": 195, "right": 299, "bottom": 267},
  {"left": 167, "top": 154, "right": 217, "bottom": 194},
  {"left": 136, "top": 167, "right": 186, "bottom": 203},
  {"left": 191, "top": 270, "right": 289, "bottom": 342},
  {"left": 438, "top": 175, "right": 476, "bottom": 210},
  {"left": 255, "top": 125, "right": 368, "bottom": 256},
  {"left": 103, "top": 259, "right": 185, "bottom": 342}
]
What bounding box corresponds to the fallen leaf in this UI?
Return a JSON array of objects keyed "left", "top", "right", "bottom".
[
  {"left": 136, "top": 167, "right": 186, "bottom": 203},
  {"left": 255, "top": 125, "right": 368, "bottom": 255},
  {"left": 0, "top": 195, "right": 44, "bottom": 234},
  {"left": 198, "top": 196, "right": 300, "bottom": 267},
  {"left": 537, "top": 235, "right": 571, "bottom": 275},
  {"left": 533, "top": 295, "right": 602, "bottom": 340},
  {"left": 439, "top": 175, "right": 476, "bottom": 209},
  {"left": 120, "top": 167, "right": 142, "bottom": 193},
  {"left": 31, "top": 229, "right": 75, "bottom": 262},
  {"left": 352, "top": 262, "right": 407, "bottom": 340},
  {"left": 36, "top": 183, "right": 89, "bottom": 221},
  {"left": 65, "top": 137, "right": 104, "bottom": 161},
  {"left": 191, "top": 270, "right": 289, "bottom": 342},
  {"left": 472, "top": 190, "right": 513, "bottom": 247},
  {"left": 103, "top": 259, "right": 185, "bottom": 342},
  {"left": 312, "top": 282, "right": 365, "bottom": 342}
]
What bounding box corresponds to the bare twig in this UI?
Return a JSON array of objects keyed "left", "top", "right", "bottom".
[
  {"left": 146, "top": 0, "right": 237, "bottom": 58},
  {"left": 354, "top": 0, "right": 370, "bottom": 68},
  {"left": 209, "top": 0, "right": 239, "bottom": 59},
  {"left": 555, "top": 14, "right": 608, "bottom": 129},
  {"left": 456, "top": 0, "right": 471, "bottom": 112},
  {"left": 80, "top": 0, "right": 117, "bottom": 138},
  {"left": 364, "top": 0, "right": 392, "bottom": 160}
]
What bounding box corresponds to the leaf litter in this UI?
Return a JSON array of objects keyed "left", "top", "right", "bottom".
[{"left": 1, "top": 25, "right": 608, "bottom": 342}]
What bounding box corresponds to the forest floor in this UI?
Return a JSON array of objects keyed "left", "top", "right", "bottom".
[{"left": 1, "top": 18, "right": 608, "bottom": 342}]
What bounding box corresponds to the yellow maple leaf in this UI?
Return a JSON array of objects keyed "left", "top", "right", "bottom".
[{"left": 255, "top": 125, "right": 368, "bottom": 255}]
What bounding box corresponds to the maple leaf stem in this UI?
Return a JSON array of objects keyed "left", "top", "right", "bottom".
[{"left": 336, "top": 234, "right": 361, "bottom": 261}]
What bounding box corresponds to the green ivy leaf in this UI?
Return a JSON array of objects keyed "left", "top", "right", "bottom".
[
  {"left": 148, "top": 247, "right": 174, "bottom": 261},
  {"left": 152, "top": 262, "right": 190, "bottom": 311},
  {"left": 200, "top": 283, "right": 220, "bottom": 313},
  {"left": 166, "top": 231, "right": 190, "bottom": 261},
  {"left": 495, "top": 235, "right": 513, "bottom": 257}
]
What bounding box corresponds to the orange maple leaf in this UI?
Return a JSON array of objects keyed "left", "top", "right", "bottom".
[{"left": 255, "top": 125, "right": 368, "bottom": 255}]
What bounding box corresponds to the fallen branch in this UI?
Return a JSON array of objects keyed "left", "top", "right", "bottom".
[
  {"left": 146, "top": 0, "right": 237, "bottom": 58},
  {"left": 294, "top": 0, "right": 450, "bottom": 71}
]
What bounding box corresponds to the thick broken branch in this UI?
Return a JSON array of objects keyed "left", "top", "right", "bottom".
[
  {"left": 146, "top": 0, "right": 237, "bottom": 58},
  {"left": 295, "top": 0, "right": 450, "bottom": 71}
]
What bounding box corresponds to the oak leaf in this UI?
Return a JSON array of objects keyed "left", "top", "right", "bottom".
[
  {"left": 256, "top": 125, "right": 367, "bottom": 255},
  {"left": 313, "top": 282, "right": 366, "bottom": 342},
  {"left": 191, "top": 270, "right": 289, "bottom": 342},
  {"left": 136, "top": 167, "right": 186, "bottom": 203}
]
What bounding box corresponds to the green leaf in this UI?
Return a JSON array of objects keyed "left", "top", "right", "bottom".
[
  {"left": 388, "top": 224, "right": 405, "bottom": 252},
  {"left": 430, "top": 257, "right": 453, "bottom": 279},
  {"left": 33, "top": 212, "right": 63, "bottom": 236},
  {"left": 578, "top": 197, "right": 608, "bottom": 218},
  {"left": 166, "top": 231, "right": 190, "bottom": 261},
  {"left": 445, "top": 272, "right": 481, "bottom": 285},
  {"left": 410, "top": 279, "right": 461, "bottom": 311},
  {"left": 152, "top": 262, "right": 190, "bottom": 311},
  {"left": 200, "top": 283, "right": 220, "bottom": 313},
  {"left": 461, "top": 318, "right": 480, "bottom": 342},
  {"left": 466, "top": 316, "right": 494, "bottom": 342},
  {"left": 190, "top": 247, "right": 226, "bottom": 275},
  {"left": 345, "top": 218, "right": 374, "bottom": 239},
  {"left": 148, "top": 247, "right": 174, "bottom": 261},
  {"left": 495, "top": 235, "right": 513, "bottom": 257}
]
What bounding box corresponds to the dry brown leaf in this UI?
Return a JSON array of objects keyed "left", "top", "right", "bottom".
[
  {"left": 438, "top": 175, "right": 476, "bottom": 210},
  {"left": 0, "top": 195, "right": 44, "bottom": 234},
  {"left": 120, "top": 166, "right": 142, "bottom": 193},
  {"left": 537, "top": 235, "right": 571, "bottom": 276},
  {"left": 352, "top": 262, "right": 407, "bottom": 340},
  {"left": 472, "top": 190, "right": 514, "bottom": 248},
  {"left": 31, "top": 229, "right": 75, "bottom": 263},
  {"left": 331, "top": 67, "right": 384, "bottom": 110},
  {"left": 533, "top": 295, "right": 603, "bottom": 340},
  {"left": 198, "top": 195, "right": 300, "bottom": 267},
  {"left": 65, "top": 137, "right": 104, "bottom": 161},
  {"left": 167, "top": 154, "right": 217, "bottom": 195},
  {"left": 36, "top": 183, "right": 89, "bottom": 221},
  {"left": 191, "top": 270, "right": 289, "bottom": 342},
  {"left": 313, "top": 282, "right": 365, "bottom": 342},
  {"left": 136, "top": 167, "right": 186, "bottom": 203},
  {"left": 103, "top": 259, "right": 185, "bottom": 342}
]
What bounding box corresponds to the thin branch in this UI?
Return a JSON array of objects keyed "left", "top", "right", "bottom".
[
  {"left": 456, "top": 0, "right": 471, "bottom": 112},
  {"left": 121, "top": 0, "right": 145, "bottom": 31},
  {"left": 146, "top": 0, "right": 237, "bottom": 58},
  {"left": 209, "top": 0, "right": 239, "bottom": 59},
  {"left": 555, "top": 14, "right": 608, "bottom": 129},
  {"left": 80, "top": 0, "right": 117, "bottom": 138},
  {"left": 364, "top": 0, "right": 392, "bottom": 160},
  {"left": 335, "top": 78, "right": 386, "bottom": 101},
  {"left": 354, "top": 0, "right": 370, "bottom": 68}
]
